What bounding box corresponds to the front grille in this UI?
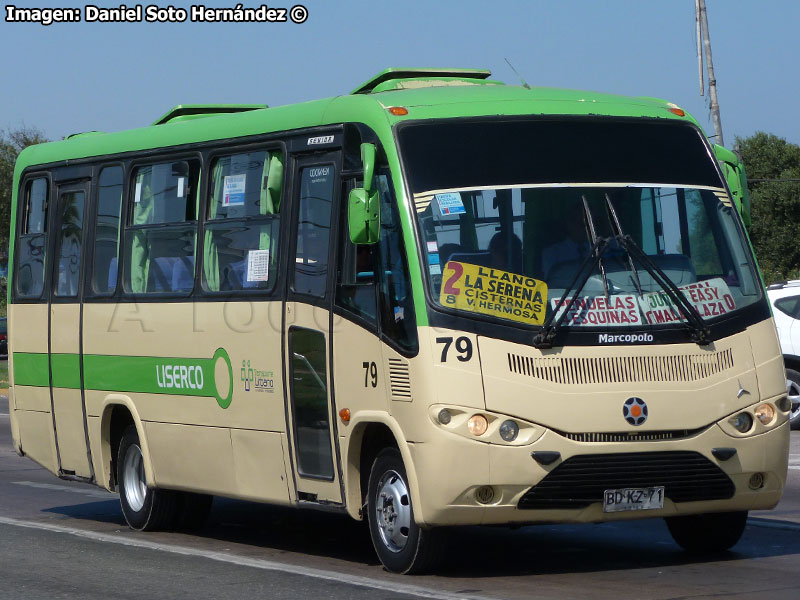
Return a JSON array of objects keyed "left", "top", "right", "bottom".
[
  {"left": 518, "top": 451, "right": 734, "bottom": 510},
  {"left": 556, "top": 428, "right": 705, "bottom": 443},
  {"left": 507, "top": 348, "right": 734, "bottom": 384}
]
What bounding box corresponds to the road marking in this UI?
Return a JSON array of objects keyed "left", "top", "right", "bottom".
[
  {"left": 789, "top": 466, "right": 800, "bottom": 471},
  {"left": 748, "top": 517, "right": 800, "bottom": 532},
  {"left": 11, "top": 481, "right": 116, "bottom": 499},
  {"left": 0, "top": 516, "right": 497, "bottom": 600}
]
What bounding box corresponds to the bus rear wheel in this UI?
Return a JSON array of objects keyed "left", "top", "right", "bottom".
[
  {"left": 366, "top": 448, "right": 443, "bottom": 574},
  {"left": 665, "top": 511, "right": 748, "bottom": 553},
  {"left": 117, "top": 425, "right": 178, "bottom": 531}
]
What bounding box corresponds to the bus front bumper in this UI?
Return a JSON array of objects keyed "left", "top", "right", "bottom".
[{"left": 407, "top": 420, "right": 790, "bottom": 527}]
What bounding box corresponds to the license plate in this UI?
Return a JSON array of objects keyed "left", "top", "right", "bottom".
[{"left": 603, "top": 486, "right": 664, "bottom": 513}]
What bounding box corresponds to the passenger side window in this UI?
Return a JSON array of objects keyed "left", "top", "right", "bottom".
[
  {"left": 16, "top": 177, "right": 49, "bottom": 298},
  {"left": 123, "top": 160, "right": 200, "bottom": 294},
  {"left": 202, "top": 150, "right": 283, "bottom": 292},
  {"left": 91, "top": 166, "right": 123, "bottom": 295}
]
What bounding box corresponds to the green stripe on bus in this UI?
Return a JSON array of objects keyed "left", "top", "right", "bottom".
[
  {"left": 51, "top": 353, "right": 82, "bottom": 389},
  {"left": 13, "top": 352, "right": 51, "bottom": 387},
  {"left": 12, "top": 348, "right": 234, "bottom": 409}
]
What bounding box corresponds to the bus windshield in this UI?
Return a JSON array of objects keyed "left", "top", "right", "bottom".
[{"left": 399, "top": 119, "right": 762, "bottom": 329}]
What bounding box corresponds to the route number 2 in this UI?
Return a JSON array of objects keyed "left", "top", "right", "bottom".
[{"left": 436, "top": 336, "right": 473, "bottom": 362}]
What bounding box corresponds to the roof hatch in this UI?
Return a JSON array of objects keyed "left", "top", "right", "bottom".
[
  {"left": 351, "top": 68, "right": 494, "bottom": 95},
  {"left": 152, "top": 104, "right": 268, "bottom": 126}
]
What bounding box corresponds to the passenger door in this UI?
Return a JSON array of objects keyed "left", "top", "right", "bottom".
[
  {"left": 284, "top": 154, "right": 343, "bottom": 504},
  {"left": 49, "top": 180, "right": 92, "bottom": 478}
]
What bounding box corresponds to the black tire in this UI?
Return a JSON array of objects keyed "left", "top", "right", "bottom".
[
  {"left": 366, "top": 448, "right": 444, "bottom": 574},
  {"left": 785, "top": 367, "right": 800, "bottom": 430},
  {"left": 175, "top": 492, "right": 213, "bottom": 530},
  {"left": 117, "top": 425, "right": 178, "bottom": 531},
  {"left": 665, "top": 511, "right": 748, "bottom": 553}
]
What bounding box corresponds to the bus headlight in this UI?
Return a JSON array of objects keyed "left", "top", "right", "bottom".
[
  {"left": 754, "top": 403, "right": 775, "bottom": 425},
  {"left": 467, "top": 414, "right": 489, "bottom": 436},
  {"left": 729, "top": 412, "right": 753, "bottom": 433},
  {"left": 499, "top": 420, "right": 519, "bottom": 442}
]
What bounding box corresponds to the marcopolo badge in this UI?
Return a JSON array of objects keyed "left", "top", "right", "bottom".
[{"left": 623, "top": 397, "right": 648, "bottom": 426}]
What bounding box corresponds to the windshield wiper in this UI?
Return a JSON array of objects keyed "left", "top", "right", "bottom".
[
  {"left": 604, "top": 193, "right": 643, "bottom": 296},
  {"left": 582, "top": 195, "right": 609, "bottom": 299},
  {"left": 533, "top": 237, "right": 612, "bottom": 349},
  {"left": 615, "top": 234, "right": 712, "bottom": 346}
]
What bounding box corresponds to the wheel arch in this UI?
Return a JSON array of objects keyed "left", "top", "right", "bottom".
[
  {"left": 341, "top": 412, "right": 425, "bottom": 524},
  {"left": 98, "top": 395, "right": 155, "bottom": 492}
]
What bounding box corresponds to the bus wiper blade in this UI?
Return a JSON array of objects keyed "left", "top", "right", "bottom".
[
  {"left": 533, "top": 237, "right": 611, "bottom": 349},
  {"left": 604, "top": 193, "right": 643, "bottom": 296},
  {"left": 615, "top": 235, "right": 712, "bottom": 346},
  {"left": 582, "top": 195, "right": 609, "bottom": 299}
]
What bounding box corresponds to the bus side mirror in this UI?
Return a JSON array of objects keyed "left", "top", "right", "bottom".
[
  {"left": 349, "top": 187, "right": 380, "bottom": 245},
  {"left": 348, "top": 143, "right": 380, "bottom": 245}
]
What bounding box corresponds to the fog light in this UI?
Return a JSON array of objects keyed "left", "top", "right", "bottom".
[
  {"left": 749, "top": 472, "right": 765, "bottom": 490},
  {"left": 437, "top": 409, "right": 452, "bottom": 425},
  {"left": 475, "top": 485, "right": 495, "bottom": 504},
  {"left": 777, "top": 396, "right": 791, "bottom": 412},
  {"left": 467, "top": 414, "right": 489, "bottom": 436},
  {"left": 754, "top": 403, "right": 775, "bottom": 425},
  {"left": 729, "top": 412, "right": 753, "bottom": 433},
  {"left": 499, "top": 420, "right": 519, "bottom": 442}
]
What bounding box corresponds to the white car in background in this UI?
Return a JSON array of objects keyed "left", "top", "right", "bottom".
[{"left": 767, "top": 280, "right": 800, "bottom": 429}]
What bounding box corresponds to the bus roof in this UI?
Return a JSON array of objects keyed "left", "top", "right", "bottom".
[{"left": 14, "top": 68, "right": 699, "bottom": 174}]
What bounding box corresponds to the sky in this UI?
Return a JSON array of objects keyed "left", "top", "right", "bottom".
[{"left": 1, "top": 0, "right": 798, "bottom": 148}]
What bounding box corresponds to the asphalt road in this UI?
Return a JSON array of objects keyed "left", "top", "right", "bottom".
[{"left": 1, "top": 396, "right": 799, "bottom": 600}]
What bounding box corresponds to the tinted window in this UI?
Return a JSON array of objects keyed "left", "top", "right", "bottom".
[
  {"left": 124, "top": 160, "right": 200, "bottom": 294},
  {"left": 203, "top": 150, "right": 283, "bottom": 292},
  {"left": 293, "top": 165, "right": 334, "bottom": 297},
  {"left": 774, "top": 296, "right": 800, "bottom": 319},
  {"left": 92, "top": 166, "right": 123, "bottom": 294},
  {"left": 16, "top": 177, "right": 49, "bottom": 298},
  {"left": 398, "top": 119, "right": 722, "bottom": 195},
  {"left": 55, "top": 190, "right": 85, "bottom": 297},
  {"left": 25, "top": 178, "right": 48, "bottom": 234}
]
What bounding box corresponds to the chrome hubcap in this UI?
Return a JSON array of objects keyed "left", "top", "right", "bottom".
[
  {"left": 122, "top": 443, "right": 147, "bottom": 512},
  {"left": 375, "top": 470, "right": 411, "bottom": 553},
  {"left": 787, "top": 379, "right": 800, "bottom": 421}
]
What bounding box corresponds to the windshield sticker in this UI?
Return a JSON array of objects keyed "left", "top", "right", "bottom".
[
  {"left": 429, "top": 264, "right": 442, "bottom": 276},
  {"left": 177, "top": 176, "right": 185, "bottom": 198},
  {"left": 551, "top": 295, "right": 642, "bottom": 327},
  {"left": 428, "top": 253, "right": 440, "bottom": 265},
  {"left": 427, "top": 241, "right": 439, "bottom": 253},
  {"left": 439, "top": 261, "right": 547, "bottom": 325},
  {"left": 223, "top": 174, "right": 247, "bottom": 206},
  {"left": 639, "top": 278, "right": 735, "bottom": 324},
  {"left": 435, "top": 192, "right": 466, "bottom": 216}
]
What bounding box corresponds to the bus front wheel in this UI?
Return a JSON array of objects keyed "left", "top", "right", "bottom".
[
  {"left": 117, "top": 425, "right": 178, "bottom": 531},
  {"left": 366, "top": 448, "right": 443, "bottom": 574},
  {"left": 665, "top": 511, "right": 748, "bottom": 553}
]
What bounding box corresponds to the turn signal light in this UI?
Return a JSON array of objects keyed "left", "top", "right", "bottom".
[
  {"left": 467, "top": 414, "right": 489, "bottom": 436},
  {"left": 338, "top": 408, "right": 350, "bottom": 423},
  {"left": 388, "top": 106, "right": 408, "bottom": 116},
  {"left": 754, "top": 403, "right": 775, "bottom": 425},
  {"left": 667, "top": 106, "right": 686, "bottom": 116}
]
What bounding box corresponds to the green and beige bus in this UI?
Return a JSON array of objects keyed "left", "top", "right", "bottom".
[{"left": 7, "top": 68, "right": 791, "bottom": 573}]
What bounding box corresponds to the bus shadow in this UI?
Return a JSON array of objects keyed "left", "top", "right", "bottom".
[{"left": 42, "top": 497, "right": 800, "bottom": 576}]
